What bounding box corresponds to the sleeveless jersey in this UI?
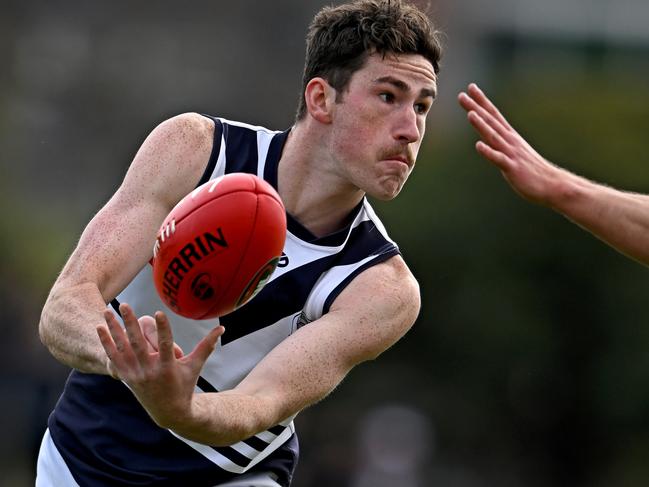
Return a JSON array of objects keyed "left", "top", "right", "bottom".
[{"left": 47, "top": 117, "right": 400, "bottom": 486}]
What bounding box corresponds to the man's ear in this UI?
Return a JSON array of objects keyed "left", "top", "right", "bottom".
[{"left": 304, "top": 77, "right": 336, "bottom": 124}]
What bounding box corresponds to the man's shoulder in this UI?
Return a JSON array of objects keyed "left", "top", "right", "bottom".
[
  {"left": 359, "top": 254, "right": 420, "bottom": 323},
  {"left": 375, "top": 254, "right": 418, "bottom": 292},
  {"left": 335, "top": 254, "right": 419, "bottom": 312},
  {"left": 158, "top": 112, "right": 216, "bottom": 145}
]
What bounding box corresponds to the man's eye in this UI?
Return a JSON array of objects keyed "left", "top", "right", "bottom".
[
  {"left": 379, "top": 93, "right": 395, "bottom": 103},
  {"left": 415, "top": 103, "right": 429, "bottom": 115}
]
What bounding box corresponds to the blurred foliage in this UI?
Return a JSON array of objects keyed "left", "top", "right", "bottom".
[{"left": 0, "top": 186, "right": 78, "bottom": 293}]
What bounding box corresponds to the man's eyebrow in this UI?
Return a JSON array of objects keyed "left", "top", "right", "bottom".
[{"left": 373, "top": 76, "right": 437, "bottom": 99}]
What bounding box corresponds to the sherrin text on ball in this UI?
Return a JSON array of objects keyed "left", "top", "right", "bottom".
[{"left": 152, "top": 173, "right": 287, "bottom": 319}]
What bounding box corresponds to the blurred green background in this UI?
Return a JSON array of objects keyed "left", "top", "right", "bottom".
[{"left": 2, "top": 1, "right": 649, "bottom": 486}]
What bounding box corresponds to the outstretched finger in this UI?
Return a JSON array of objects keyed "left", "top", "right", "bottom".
[
  {"left": 461, "top": 94, "right": 512, "bottom": 142},
  {"left": 457, "top": 91, "right": 475, "bottom": 112},
  {"left": 103, "top": 308, "right": 133, "bottom": 358},
  {"left": 154, "top": 311, "right": 176, "bottom": 363},
  {"left": 185, "top": 326, "right": 225, "bottom": 373},
  {"left": 467, "top": 111, "right": 510, "bottom": 154},
  {"left": 120, "top": 303, "right": 151, "bottom": 363},
  {"left": 96, "top": 322, "right": 118, "bottom": 362},
  {"left": 467, "top": 83, "right": 513, "bottom": 130},
  {"left": 142, "top": 316, "right": 185, "bottom": 358},
  {"left": 140, "top": 315, "right": 158, "bottom": 352},
  {"left": 476, "top": 141, "right": 515, "bottom": 172}
]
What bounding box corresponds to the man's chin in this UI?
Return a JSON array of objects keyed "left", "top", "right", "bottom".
[{"left": 369, "top": 183, "right": 403, "bottom": 201}]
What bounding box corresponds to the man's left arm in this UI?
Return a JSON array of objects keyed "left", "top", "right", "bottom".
[{"left": 101, "top": 255, "right": 420, "bottom": 446}]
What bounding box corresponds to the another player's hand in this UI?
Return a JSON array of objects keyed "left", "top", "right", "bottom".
[
  {"left": 96, "top": 303, "right": 224, "bottom": 429},
  {"left": 458, "top": 83, "right": 568, "bottom": 208}
]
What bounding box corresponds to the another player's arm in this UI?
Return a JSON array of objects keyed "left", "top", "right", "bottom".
[
  {"left": 458, "top": 83, "right": 649, "bottom": 266},
  {"left": 39, "top": 113, "right": 214, "bottom": 374},
  {"left": 105, "top": 255, "right": 420, "bottom": 446}
]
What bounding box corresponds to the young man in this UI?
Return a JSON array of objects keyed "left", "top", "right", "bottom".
[
  {"left": 459, "top": 83, "right": 649, "bottom": 266},
  {"left": 37, "top": 1, "right": 442, "bottom": 485}
]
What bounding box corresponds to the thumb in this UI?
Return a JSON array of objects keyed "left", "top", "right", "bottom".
[{"left": 185, "top": 326, "right": 225, "bottom": 372}]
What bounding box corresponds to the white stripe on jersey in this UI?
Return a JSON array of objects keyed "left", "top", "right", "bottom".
[
  {"left": 362, "top": 198, "right": 395, "bottom": 244},
  {"left": 170, "top": 422, "right": 295, "bottom": 474},
  {"left": 217, "top": 118, "right": 282, "bottom": 134},
  {"left": 304, "top": 254, "right": 379, "bottom": 319},
  {"left": 214, "top": 127, "right": 227, "bottom": 178}
]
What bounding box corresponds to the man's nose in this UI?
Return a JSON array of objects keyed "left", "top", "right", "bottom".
[{"left": 394, "top": 106, "right": 421, "bottom": 144}]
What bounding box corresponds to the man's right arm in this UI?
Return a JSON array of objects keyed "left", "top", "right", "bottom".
[
  {"left": 458, "top": 83, "right": 649, "bottom": 266},
  {"left": 39, "top": 113, "right": 215, "bottom": 374}
]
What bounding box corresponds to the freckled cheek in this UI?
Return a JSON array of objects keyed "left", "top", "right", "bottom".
[{"left": 338, "top": 124, "right": 375, "bottom": 157}]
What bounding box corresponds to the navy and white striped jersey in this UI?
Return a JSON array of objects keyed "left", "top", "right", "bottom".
[{"left": 48, "top": 117, "right": 400, "bottom": 486}]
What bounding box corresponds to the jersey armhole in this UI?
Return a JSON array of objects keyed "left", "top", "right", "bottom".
[
  {"left": 321, "top": 246, "right": 401, "bottom": 314},
  {"left": 196, "top": 115, "right": 224, "bottom": 188}
]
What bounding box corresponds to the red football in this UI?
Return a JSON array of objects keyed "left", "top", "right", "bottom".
[{"left": 151, "top": 173, "right": 286, "bottom": 319}]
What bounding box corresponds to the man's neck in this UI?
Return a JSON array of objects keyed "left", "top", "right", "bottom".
[{"left": 277, "top": 123, "right": 365, "bottom": 238}]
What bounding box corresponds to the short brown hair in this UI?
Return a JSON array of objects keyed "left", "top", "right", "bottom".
[{"left": 296, "top": 0, "right": 443, "bottom": 121}]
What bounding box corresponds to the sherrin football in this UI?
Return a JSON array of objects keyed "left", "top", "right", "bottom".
[{"left": 152, "top": 173, "right": 287, "bottom": 320}]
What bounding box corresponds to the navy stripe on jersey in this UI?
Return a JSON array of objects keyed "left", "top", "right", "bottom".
[
  {"left": 213, "top": 446, "right": 252, "bottom": 468},
  {"left": 110, "top": 298, "right": 121, "bottom": 316},
  {"left": 223, "top": 123, "right": 260, "bottom": 174},
  {"left": 197, "top": 376, "right": 218, "bottom": 393},
  {"left": 322, "top": 246, "right": 399, "bottom": 314},
  {"left": 196, "top": 118, "right": 223, "bottom": 187},
  {"left": 220, "top": 219, "right": 395, "bottom": 344},
  {"left": 263, "top": 129, "right": 289, "bottom": 188},
  {"left": 268, "top": 425, "right": 286, "bottom": 436},
  {"left": 285, "top": 200, "right": 366, "bottom": 246},
  {"left": 243, "top": 436, "right": 270, "bottom": 452}
]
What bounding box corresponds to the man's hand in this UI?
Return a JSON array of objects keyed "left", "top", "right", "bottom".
[
  {"left": 139, "top": 314, "right": 185, "bottom": 357},
  {"left": 459, "top": 82, "right": 649, "bottom": 266},
  {"left": 101, "top": 314, "right": 185, "bottom": 378},
  {"left": 96, "top": 303, "right": 224, "bottom": 429},
  {"left": 458, "top": 83, "right": 570, "bottom": 209}
]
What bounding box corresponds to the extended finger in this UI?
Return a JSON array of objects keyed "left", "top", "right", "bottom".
[
  {"left": 104, "top": 309, "right": 132, "bottom": 357},
  {"left": 140, "top": 315, "right": 158, "bottom": 352},
  {"left": 457, "top": 91, "right": 471, "bottom": 111},
  {"left": 120, "top": 304, "right": 151, "bottom": 362},
  {"left": 458, "top": 91, "right": 481, "bottom": 113},
  {"left": 476, "top": 141, "right": 515, "bottom": 172},
  {"left": 96, "top": 324, "right": 121, "bottom": 378},
  {"left": 467, "top": 111, "right": 511, "bottom": 153},
  {"left": 142, "top": 317, "right": 184, "bottom": 358},
  {"left": 154, "top": 311, "right": 176, "bottom": 363},
  {"left": 185, "top": 326, "right": 225, "bottom": 373},
  {"left": 467, "top": 83, "right": 513, "bottom": 130},
  {"left": 467, "top": 101, "right": 512, "bottom": 142},
  {"left": 96, "top": 323, "right": 118, "bottom": 362}
]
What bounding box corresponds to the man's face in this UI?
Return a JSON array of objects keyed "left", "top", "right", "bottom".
[{"left": 328, "top": 52, "right": 437, "bottom": 200}]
